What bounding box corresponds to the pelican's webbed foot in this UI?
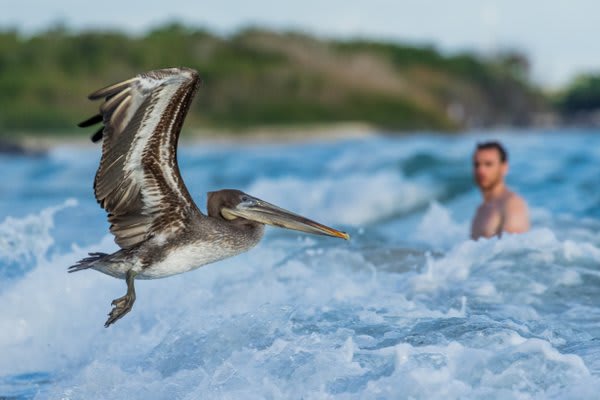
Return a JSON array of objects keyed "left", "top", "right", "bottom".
[{"left": 105, "top": 270, "right": 137, "bottom": 327}]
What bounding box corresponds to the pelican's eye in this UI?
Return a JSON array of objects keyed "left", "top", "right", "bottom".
[{"left": 239, "top": 195, "right": 256, "bottom": 207}]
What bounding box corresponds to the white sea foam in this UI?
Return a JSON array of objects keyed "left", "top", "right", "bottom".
[
  {"left": 1, "top": 133, "right": 600, "bottom": 399},
  {"left": 410, "top": 226, "right": 600, "bottom": 293},
  {"left": 0, "top": 199, "right": 77, "bottom": 267},
  {"left": 245, "top": 170, "right": 437, "bottom": 226},
  {"left": 0, "top": 217, "right": 590, "bottom": 399},
  {"left": 415, "top": 201, "right": 469, "bottom": 250},
  {"left": 383, "top": 334, "right": 598, "bottom": 399}
]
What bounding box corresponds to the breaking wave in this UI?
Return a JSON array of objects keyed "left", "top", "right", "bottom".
[{"left": 1, "top": 131, "right": 599, "bottom": 399}]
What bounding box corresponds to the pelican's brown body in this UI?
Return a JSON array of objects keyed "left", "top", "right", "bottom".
[
  {"left": 76, "top": 195, "right": 265, "bottom": 280},
  {"left": 71, "top": 68, "right": 349, "bottom": 327}
]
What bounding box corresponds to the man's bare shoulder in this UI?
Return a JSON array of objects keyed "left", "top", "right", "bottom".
[
  {"left": 504, "top": 191, "right": 528, "bottom": 210},
  {"left": 501, "top": 190, "right": 529, "bottom": 233}
]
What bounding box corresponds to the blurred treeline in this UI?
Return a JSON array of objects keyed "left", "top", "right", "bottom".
[
  {"left": 0, "top": 23, "right": 595, "bottom": 136},
  {"left": 556, "top": 74, "right": 600, "bottom": 125}
]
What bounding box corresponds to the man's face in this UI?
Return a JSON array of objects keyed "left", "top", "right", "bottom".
[{"left": 473, "top": 149, "right": 507, "bottom": 190}]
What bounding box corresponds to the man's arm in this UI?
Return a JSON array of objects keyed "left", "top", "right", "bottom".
[{"left": 502, "top": 195, "right": 530, "bottom": 234}]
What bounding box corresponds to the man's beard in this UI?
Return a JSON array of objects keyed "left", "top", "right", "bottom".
[{"left": 477, "top": 175, "right": 501, "bottom": 191}]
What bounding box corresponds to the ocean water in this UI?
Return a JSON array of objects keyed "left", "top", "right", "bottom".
[{"left": 1, "top": 130, "right": 599, "bottom": 399}]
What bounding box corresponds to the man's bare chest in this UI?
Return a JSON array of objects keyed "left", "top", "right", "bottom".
[{"left": 473, "top": 203, "right": 503, "bottom": 237}]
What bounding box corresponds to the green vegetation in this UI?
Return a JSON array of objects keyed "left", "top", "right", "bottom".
[
  {"left": 557, "top": 73, "right": 600, "bottom": 114},
  {"left": 0, "top": 24, "right": 550, "bottom": 137}
]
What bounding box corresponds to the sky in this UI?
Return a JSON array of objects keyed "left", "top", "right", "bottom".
[{"left": 2, "top": 0, "right": 599, "bottom": 88}]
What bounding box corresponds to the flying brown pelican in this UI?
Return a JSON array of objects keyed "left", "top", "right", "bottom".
[{"left": 70, "top": 67, "right": 349, "bottom": 327}]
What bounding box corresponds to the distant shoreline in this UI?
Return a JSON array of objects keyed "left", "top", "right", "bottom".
[
  {"left": 185, "top": 122, "right": 379, "bottom": 144},
  {"left": 3, "top": 122, "right": 598, "bottom": 155},
  {"left": 3, "top": 122, "right": 379, "bottom": 153}
]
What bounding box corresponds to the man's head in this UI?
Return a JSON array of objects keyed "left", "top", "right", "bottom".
[{"left": 473, "top": 141, "right": 508, "bottom": 191}]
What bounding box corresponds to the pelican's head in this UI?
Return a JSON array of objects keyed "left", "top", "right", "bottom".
[{"left": 207, "top": 189, "right": 349, "bottom": 240}]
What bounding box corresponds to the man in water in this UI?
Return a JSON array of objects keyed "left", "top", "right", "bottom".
[{"left": 471, "top": 141, "right": 529, "bottom": 239}]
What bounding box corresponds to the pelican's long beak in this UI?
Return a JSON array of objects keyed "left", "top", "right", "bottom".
[{"left": 223, "top": 197, "right": 350, "bottom": 240}]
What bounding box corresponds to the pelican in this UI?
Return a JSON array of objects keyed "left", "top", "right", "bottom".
[{"left": 70, "top": 67, "right": 349, "bottom": 327}]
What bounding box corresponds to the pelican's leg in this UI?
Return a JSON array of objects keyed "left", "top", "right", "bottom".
[{"left": 105, "top": 269, "right": 137, "bottom": 327}]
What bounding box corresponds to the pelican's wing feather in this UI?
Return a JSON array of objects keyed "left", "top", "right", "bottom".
[{"left": 80, "top": 68, "right": 202, "bottom": 249}]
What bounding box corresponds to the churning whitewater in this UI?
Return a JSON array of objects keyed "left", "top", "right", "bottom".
[{"left": 1, "top": 131, "right": 600, "bottom": 399}]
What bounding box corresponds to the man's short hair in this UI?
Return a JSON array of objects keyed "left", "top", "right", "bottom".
[{"left": 475, "top": 141, "right": 508, "bottom": 163}]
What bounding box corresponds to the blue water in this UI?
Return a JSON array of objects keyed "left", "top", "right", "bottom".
[{"left": 1, "top": 130, "right": 600, "bottom": 399}]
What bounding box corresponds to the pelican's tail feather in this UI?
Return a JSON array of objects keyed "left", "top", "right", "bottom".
[{"left": 68, "top": 252, "right": 109, "bottom": 273}]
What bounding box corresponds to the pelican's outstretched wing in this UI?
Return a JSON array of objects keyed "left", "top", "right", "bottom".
[{"left": 80, "top": 68, "right": 202, "bottom": 249}]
